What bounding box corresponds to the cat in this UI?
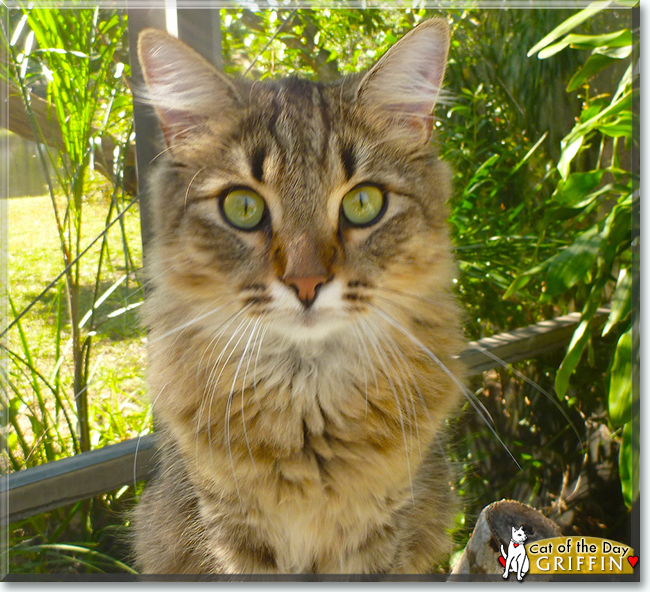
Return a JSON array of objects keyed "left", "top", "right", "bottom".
[
  {"left": 501, "top": 526, "right": 530, "bottom": 580},
  {"left": 131, "top": 18, "right": 465, "bottom": 575}
]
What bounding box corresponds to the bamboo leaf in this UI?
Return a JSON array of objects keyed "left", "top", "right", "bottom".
[
  {"left": 557, "top": 135, "right": 583, "bottom": 179},
  {"left": 602, "top": 268, "right": 632, "bottom": 336},
  {"left": 538, "top": 29, "right": 631, "bottom": 59},
  {"left": 552, "top": 170, "right": 604, "bottom": 206},
  {"left": 619, "top": 420, "right": 640, "bottom": 508},
  {"left": 567, "top": 53, "right": 616, "bottom": 92},
  {"left": 608, "top": 328, "right": 632, "bottom": 425},
  {"left": 528, "top": 3, "right": 611, "bottom": 57},
  {"left": 546, "top": 227, "right": 602, "bottom": 295},
  {"left": 555, "top": 318, "right": 591, "bottom": 399}
]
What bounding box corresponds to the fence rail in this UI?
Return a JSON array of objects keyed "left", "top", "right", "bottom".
[{"left": 1, "top": 310, "right": 608, "bottom": 525}]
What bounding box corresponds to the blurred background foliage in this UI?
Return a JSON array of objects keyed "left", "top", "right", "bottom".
[{"left": 1, "top": 2, "right": 637, "bottom": 574}]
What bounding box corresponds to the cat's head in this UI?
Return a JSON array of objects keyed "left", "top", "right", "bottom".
[
  {"left": 138, "top": 20, "right": 455, "bottom": 344},
  {"left": 512, "top": 526, "right": 528, "bottom": 543}
]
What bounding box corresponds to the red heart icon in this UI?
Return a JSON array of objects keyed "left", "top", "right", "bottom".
[
  {"left": 498, "top": 556, "right": 506, "bottom": 567},
  {"left": 628, "top": 556, "right": 639, "bottom": 568}
]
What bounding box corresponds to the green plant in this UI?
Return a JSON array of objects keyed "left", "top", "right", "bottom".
[
  {"left": 2, "top": 5, "right": 148, "bottom": 573},
  {"left": 507, "top": 2, "right": 638, "bottom": 507},
  {"left": 2, "top": 6, "right": 142, "bottom": 461}
]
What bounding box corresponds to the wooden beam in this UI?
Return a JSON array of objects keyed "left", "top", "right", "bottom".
[
  {"left": 1, "top": 310, "right": 608, "bottom": 524},
  {"left": 460, "top": 309, "right": 609, "bottom": 376}
]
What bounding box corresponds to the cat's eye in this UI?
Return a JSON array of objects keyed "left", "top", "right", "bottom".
[
  {"left": 341, "top": 185, "right": 386, "bottom": 227},
  {"left": 221, "top": 188, "right": 266, "bottom": 230}
]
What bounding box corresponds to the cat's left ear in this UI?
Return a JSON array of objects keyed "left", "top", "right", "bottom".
[{"left": 356, "top": 18, "right": 450, "bottom": 143}]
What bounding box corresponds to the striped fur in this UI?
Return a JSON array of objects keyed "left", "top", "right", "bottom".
[{"left": 132, "top": 19, "right": 465, "bottom": 575}]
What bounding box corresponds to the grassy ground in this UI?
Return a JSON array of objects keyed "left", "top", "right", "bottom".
[
  {"left": 7, "top": 189, "right": 151, "bottom": 464},
  {"left": 6, "top": 186, "right": 151, "bottom": 574}
]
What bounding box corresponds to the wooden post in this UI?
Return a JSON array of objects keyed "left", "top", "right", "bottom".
[{"left": 126, "top": 3, "right": 222, "bottom": 255}]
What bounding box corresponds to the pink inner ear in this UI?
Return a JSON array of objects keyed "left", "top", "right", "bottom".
[
  {"left": 382, "top": 102, "right": 435, "bottom": 139},
  {"left": 157, "top": 107, "right": 204, "bottom": 147}
]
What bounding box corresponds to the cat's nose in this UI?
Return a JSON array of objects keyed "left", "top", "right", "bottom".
[{"left": 284, "top": 275, "right": 329, "bottom": 308}]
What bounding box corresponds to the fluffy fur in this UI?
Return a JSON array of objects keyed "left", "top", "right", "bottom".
[{"left": 132, "top": 19, "right": 465, "bottom": 574}]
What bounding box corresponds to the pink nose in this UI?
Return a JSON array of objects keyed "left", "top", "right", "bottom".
[{"left": 283, "top": 275, "right": 329, "bottom": 307}]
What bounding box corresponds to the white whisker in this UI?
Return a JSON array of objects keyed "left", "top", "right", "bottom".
[
  {"left": 223, "top": 317, "right": 258, "bottom": 511},
  {"left": 372, "top": 304, "right": 521, "bottom": 470},
  {"left": 149, "top": 298, "right": 230, "bottom": 345},
  {"left": 466, "top": 342, "right": 582, "bottom": 447},
  {"left": 358, "top": 316, "right": 415, "bottom": 503}
]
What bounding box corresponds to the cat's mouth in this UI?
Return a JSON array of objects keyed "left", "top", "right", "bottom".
[{"left": 269, "top": 307, "right": 352, "bottom": 342}]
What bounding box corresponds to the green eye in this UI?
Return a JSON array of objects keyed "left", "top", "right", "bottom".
[
  {"left": 222, "top": 188, "right": 266, "bottom": 230},
  {"left": 341, "top": 185, "right": 385, "bottom": 227}
]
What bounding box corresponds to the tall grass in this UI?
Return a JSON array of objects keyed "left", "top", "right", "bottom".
[{"left": 2, "top": 6, "right": 149, "bottom": 573}]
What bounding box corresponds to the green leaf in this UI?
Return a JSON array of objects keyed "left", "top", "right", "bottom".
[
  {"left": 553, "top": 170, "right": 604, "bottom": 206},
  {"left": 546, "top": 227, "right": 602, "bottom": 295},
  {"left": 619, "top": 420, "right": 639, "bottom": 508},
  {"left": 555, "top": 318, "right": 591, "bottom": 399},
  {"left": 601, "top": 195, "right": 632, "bottom": 265},
  {"left": 504, "top": 260, "right": 553, "bottom": 299},
  {"left": 572, "top": 29, "right": 632, "bottom": 48},
  {"left": 559, "top": 90, "right": 634, "bottom": 177},
  {"left": 508, "top": 131, "right": 548, "bottom": 179},
  {"left": 595, "top": 45, "right": 633, "bottom": 59},
  {"left": 579, "top": 96, "right": 610, "bottom": 122},
  {"left": 608, "top": 328, "right": 632, "bottom": 425},
  {"left": 596, "top": 112, "right": 633, "bottom": 138},
  {"left": 602, "top": 267, "right": 632, "bottom": 336},
  {"left": 538, "top": 29, "right": 631, "bottom": 59},
  {"left": 528, "top": 3, "right": 610, "bottom": 57},
  {"left": 557, "top": 135, "right": 583, "bottom": 180},
  {"left": 567, "top": 53, "right": 616, "bottom": 92}
]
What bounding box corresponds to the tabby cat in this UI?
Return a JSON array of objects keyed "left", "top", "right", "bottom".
[{"left": 132, "top": 18, "right": 465, "bottom": 575}]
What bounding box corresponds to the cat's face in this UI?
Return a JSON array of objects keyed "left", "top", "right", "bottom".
[
  {"left": 512, "top": 527, "right": 528, "bottom": 543},
  {"left": 139, "top": 20, "right": 454, "bottom": 344}
]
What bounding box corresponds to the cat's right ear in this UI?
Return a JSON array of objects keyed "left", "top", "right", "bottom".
[{"left": 137, "top": 29, "right": 241, "bottom": 148}]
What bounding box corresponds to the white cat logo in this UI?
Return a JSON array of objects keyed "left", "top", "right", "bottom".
[{"left": 501, "top": 526, "right": 530, "bottom": 581}]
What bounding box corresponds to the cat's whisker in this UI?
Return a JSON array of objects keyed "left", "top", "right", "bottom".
[
  {"left": 202, "top": 315, "right": 251, "bottom": 483},
  {"left": 375, "top": 290, "right": 581, "bottom": 447},
  {"left": 362, "top": 315, "right": 421, "bottom": 460},
  {"left": 252, "top": 321, "right": 272, "bottom": 402},
  {"left": 197, "top": 302, "right": 253, "bottom": 386},
  {"left": 373, "top": 292, "right": 498, "bottom": 435},
  {"left": 371, "top": 304, "right": 521, "bottom": 470},
  {"left": 223, "top": 317, "right": 258, "bottom": 511},
  {"left": 170, "top": 298, "right": 229, "bottom": 354},
  {"left": 133, "top": 383, "right": 168, "bottom": 489},
  {"left": 350, "top": 322, "right": 380, "bottom": 418},
  {"left": 239, "top": 316, "right": 266, "bottom": 466},
  {"left": 466, "top": 342, "right": 583, "bottom": 447},
  {"left": 368, "top": 314, "right": 428, "bottom": 460},
  {"left": 374, "top": 286, "right": 447, "bottom": 308},
  {"left": 149, "top": 297, "right": 231, "bottom": 345},
  {"left": 150, "top": 142, "right": 176, "bottom": 164},
  {"left": 357, "top": 316, "right": 415, "bottom": 503},
  {"left": 195, "top": 306, "right": 253, "bottom": 464},
  {"left": 204, "top": 315, "right": 252, "bottom": 428},
  {"left": 184, "top": 167, "right": 205, "bottom": 210}
]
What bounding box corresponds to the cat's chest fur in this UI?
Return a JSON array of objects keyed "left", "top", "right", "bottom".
[
  {"left": 148, "top": 322, "right": 431, "bottom": 572},
  {"left": 151, "top": 319, "right": 428, "bottom": 487}
]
